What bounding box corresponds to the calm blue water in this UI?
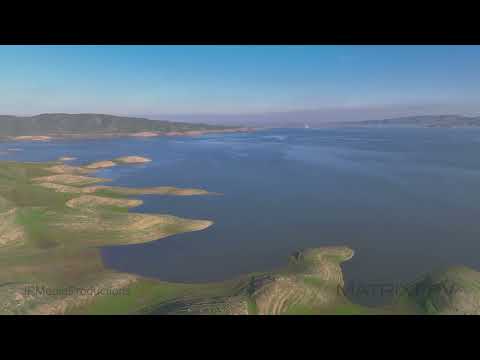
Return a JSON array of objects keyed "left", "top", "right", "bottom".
[{"left": 3, "top": 127, "right": 480, "bottom": 305}]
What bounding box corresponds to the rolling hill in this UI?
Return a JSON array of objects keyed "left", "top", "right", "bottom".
[
  {"left": 341, "top": 115, "right": 480, "bottom": 128},
  {"left": 0, "top": 113, "right": 235, "bottom": 138}
]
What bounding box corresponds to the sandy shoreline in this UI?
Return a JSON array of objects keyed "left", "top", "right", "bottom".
[{"left": 3, "top": 127, "right": 255, "bottom": 142}]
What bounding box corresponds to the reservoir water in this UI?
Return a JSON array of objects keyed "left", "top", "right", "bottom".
[{"left": 3, "top": 127, "right": 480, "bottom": 305}]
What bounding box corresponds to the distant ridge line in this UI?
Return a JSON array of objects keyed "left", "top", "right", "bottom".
[
  {"left": 337, "top": 114, "right": 480, "bottom": 128},
  {"left": 0, "top": 113, "right": 239, "bottom": 138}
]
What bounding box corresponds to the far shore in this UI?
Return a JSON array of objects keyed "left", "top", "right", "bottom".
[{"left": 4, "top": 127, "right": 255, "bottom": 142}]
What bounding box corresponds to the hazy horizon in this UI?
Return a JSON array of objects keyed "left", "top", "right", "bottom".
[
  {"left": 5, "top": 105, "right": 480, "bottom": 128},
  {"left": 1, "top": 45, "right": 480, "bottom": 125},
  {"left": 139, "top": 104, "right": 480, "bottom": 126}
]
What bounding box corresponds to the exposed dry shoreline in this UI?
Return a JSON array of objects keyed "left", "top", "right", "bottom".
[
  {"left": 0, "top": 156, "right": 216, "bottom": 314},
  {"left": 5, "top": 127, "right": 255, "bottom": 142},
  {"left": 13, "top": 136, "right": 52, "bottom": 141}
]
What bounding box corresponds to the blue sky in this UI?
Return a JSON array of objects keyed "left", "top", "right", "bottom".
[{"left": 1, "top": 45, "right": 479, "bottom": 122}]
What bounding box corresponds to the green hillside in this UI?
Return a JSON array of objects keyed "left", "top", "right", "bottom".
[{"left": 0, "top": 113, "right": 233, "bottom": 137}]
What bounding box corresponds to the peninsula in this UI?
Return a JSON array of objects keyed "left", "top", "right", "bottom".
[{"left": 0, "top": 157, "right": 215, "bottom": 314}]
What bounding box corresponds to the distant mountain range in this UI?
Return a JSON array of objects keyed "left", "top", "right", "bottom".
[
  {"left": 339, "top": 115, "right": 480, "bottom": 128},
  {"left": 144, "top": 112, "right": 480, "bottom": 128},
  {"left": 0, "top": 113, "right": 235, "bottom": 138},
  {"left": 1, "top": 113, "right": 478, "bottom": 138}
]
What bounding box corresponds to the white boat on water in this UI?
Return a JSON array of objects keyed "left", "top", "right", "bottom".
[{"left": 304, "top": 124, "right": 310, "bottom": 129}]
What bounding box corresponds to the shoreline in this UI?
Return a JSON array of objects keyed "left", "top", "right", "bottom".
[
  {"left": 2, "top": 156, "right": 479, "bottom": 314},
  {"left": 1, "top": 127, "right": 256, "bottom": 142},
  {"left": 0, "top": 156, "right": 215, "bottom": 314}
]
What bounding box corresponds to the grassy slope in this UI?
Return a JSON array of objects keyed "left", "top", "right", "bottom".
[
  {"left": 0, "top": 113, "right": 234, "bottom": 137},
  {"left": 68, "top": 279, "right": 241, "bottom": 315},
  {"left": 391, "top": 266, "right": 480, "bottom": 315},
  {"left": 74, "top": 248, "right": 379, "bottom": 315},
  {"left": 0, "top": 160, "right": 215, "bottom": 314}
]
